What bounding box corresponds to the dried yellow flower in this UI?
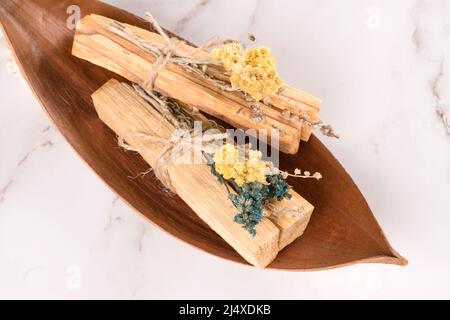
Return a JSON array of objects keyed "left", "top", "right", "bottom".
[
  {"left": 213, "top": 144, "right": 268, "bottom": 187},
  {"left": 211, "top": 43, "right": 283, "bottom": 101},
  {"left": 245, "top": 150, "right": 268, "bottom": 185},
  {"left": 213, "top": 144, "right": 244, "bottom": 181},
  {"left": 211, "top": 42, "right": 245, "bottom": 74}
]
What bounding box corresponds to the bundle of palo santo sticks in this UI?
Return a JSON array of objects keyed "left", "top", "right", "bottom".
[
  {"left": 73, "top": 13, "right": 333, "bottom": 268},
  {"left": 93, "top": 80, "right": 314, "bottom": 268},
  {"left": 73, "top": 14, "right": 337, "bottom": 155}
]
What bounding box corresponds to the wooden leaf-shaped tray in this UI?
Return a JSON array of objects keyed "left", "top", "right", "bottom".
[{"left": 0, "top": 0, "right": 407, "bottom": 270}]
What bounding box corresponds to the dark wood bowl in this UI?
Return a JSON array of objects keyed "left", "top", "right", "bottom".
[{"left": 0, "top": 0, "right": 407, "bottom": 271}]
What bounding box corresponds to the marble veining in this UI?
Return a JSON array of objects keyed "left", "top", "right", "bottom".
[
  {"left": 0, "top": 33, "right": 18, "bottom": 75},
  {"left": 1, "top": 0, "right": 450, "bottom": 299},
  {"left": 432, "top": 60, "right": 450, "bottom": 135},
  {"left": 412, "top": 0, "right": 450, "bottom": 136},
  {"left": 0, "top": 126, "right": 53, "bottom": 204},
  {"left": 174, "top": 0, "right": 211, "bottom": 33},
  {"left": 0, "top": 179, "right": 13, "bottom": 203}
]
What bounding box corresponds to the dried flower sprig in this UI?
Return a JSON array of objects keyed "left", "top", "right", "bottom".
[
  {"left": 207, "top": 144, "right": 321, "bottom": 236},
  {"left": 264, "top": 162, "right": 322, "bottom": 181},
  {"left": 288, "top": 169, "right": 323, "bottom": 180},
  {"left": 133, "top": 83, "right": 191, "bottom": 129},
  {"left": 282, "top": 109, "right": 340, "bottom": 139},
  {"left": 208, "top": 163, "right": 292, "bottom": 236},
  {"left": 109, "top": 16, "right": 339, "bottom": 141},
  {"left": 211, "top": 43, "right": 284, "bottom": 101},
  {"left": 131, "top": 82, "right": 322, "bottom": 236},
  {"left": 213, "top": 144, "right": 268, "bottom": 187}
]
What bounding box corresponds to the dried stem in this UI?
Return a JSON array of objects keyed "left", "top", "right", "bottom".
[
  {"left": 107, "top": 16, "right": 337, "bottom": 141},
  {"left": 282, "top": 109, "right": 340, "bottom": 139},
  {"left": 265, "top": 203, "right": 305, "bottom": 219}
]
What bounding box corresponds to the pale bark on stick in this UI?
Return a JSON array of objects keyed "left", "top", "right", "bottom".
[
  {"left": 73, "top": 14, "right": 321, "bottom": 151},
  {"left": 74, "top": 25, "right": 299, "bottom": 154},
  {"left": 124, "top": 16, "right": 322, "bottom": 141},
  {"left": 92, "top": 79, "right": 314, "bottom": 267},
  {"left": 94, "top": 14, "right": 322, "bottom": 111},
  {"left": 268, "top": 195, "right": 314, "bottom": 250}
]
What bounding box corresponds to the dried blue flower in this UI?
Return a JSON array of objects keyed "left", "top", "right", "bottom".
[
  {"left": 205, "top": 152, "right": 292, "bottom": 236},
  {"left": 267, "top": 174, "right": 292, "bottom": 201}
]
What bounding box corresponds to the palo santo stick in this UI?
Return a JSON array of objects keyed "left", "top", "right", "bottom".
[
  {"left": 203, "top": 67, "right": 320, "bottom": 141},
  {"left": 92, "top": 79, "right": 314, "bottom": 267},
  {"left": 269, "top": 92, "right": 321, "bottom": 142},
  {"left": 268, "top": 194, "right": 314, "bottom": 250},
  {"left": 126, "top": 13, "right": 322, "bottom": 141},
  {"left": 120, "top": 15, "right": 322, "bottom": 141},
  {"left": 93, "top": 79, "right": 278, "bottom": 267},
  {"left": 73, "top": 15, "right": 300, "bottom": 154},
  {"left": 169, "top": 164, "right": 279, "bottom": 268},
  {"left": 281, "top": 86, "right": 321, "bottom": 111},
  {"left": 73, "top": 15, "right": 319, "bottom": 151},
  {"left": 89, "top": 14, "right": 321, "bottom": 113},
  {"left": 203, "top": 65, "right": 322, "bottom": 112}
]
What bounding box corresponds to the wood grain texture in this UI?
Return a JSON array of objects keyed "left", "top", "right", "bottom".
[
  {"left": 92, "top": 79, "right": 315, "bottom": 268},
  {"left": 72, "top": 14, "right": 302, "bottom": 154},
  {"left": 269, "top": 194, "right": 314, "bottom": 250},
  {"left": 0, "top": 0, "right": 407, "bottom": 270}
]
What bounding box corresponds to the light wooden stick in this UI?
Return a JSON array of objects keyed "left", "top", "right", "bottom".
[
  {"left": 92, "top": 79, "right": 314, "bottom": 267},
  {"left": 268, "top": 195, "right": 314, "bottom": 250},
  {"left": 125, "top": 14, "right": 322, "bottom": 141},
  {"left": 73, "top": 14, "right": 322, "bottom": 152}
]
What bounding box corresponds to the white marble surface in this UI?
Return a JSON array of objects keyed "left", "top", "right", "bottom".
[{"left": 1, "top": 0, "right": 450, "bottom": 299}]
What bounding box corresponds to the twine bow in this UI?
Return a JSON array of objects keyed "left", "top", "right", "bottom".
[
  {"left": 108, "top": 12, "right": 227, "bottom": 92},
  {"left": 118, "top": 130, "right": 229, "bottom": 192},
  {"left": 142, "top": 12, "right": 183, "bottom": 90}
]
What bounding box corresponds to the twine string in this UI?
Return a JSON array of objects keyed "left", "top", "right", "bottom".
[
  {"left": 108, "top": 13, "right": 315, "bottom": 218},
  {"left": 118, "top": 130, "right": 228, "bottom": 192},
  {"left": 108, "top": 14, "right": 224, "bottom": 90},
  {"left": 143, "top": 12, "right": 183, "bottom": 90}
]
